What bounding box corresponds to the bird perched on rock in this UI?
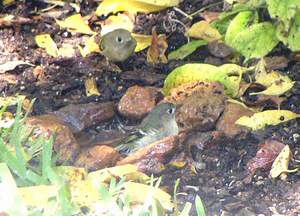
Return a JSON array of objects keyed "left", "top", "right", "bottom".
[
  {"left": 116, "top": 102, "right": 179, "bottom": 155},
  {"left": 99, "top": 29, "right": 137, "bottom": 62}
]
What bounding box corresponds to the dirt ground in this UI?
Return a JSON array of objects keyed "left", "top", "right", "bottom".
[{"left": 1, "top": 1, "right": 300, "bottom": 215}]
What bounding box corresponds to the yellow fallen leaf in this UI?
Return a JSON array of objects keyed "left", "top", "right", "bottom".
[
  {"left": 236, "top": 110, "right": 300, "bottom": 130},
  {"left": 132, "top": 33, "right": 153, "bottom": 52},
  {"left": 1, "top": 14, "right": 14, "bottom": 22},
  {"left": 96, "top": 0, "right": 175, "bottom": 16},
  {"left": 0, "top": 95, "right": 27, "bottom": 107},
  {"left": 58, "top": 43, "right": 76, "bottom": 57},
  {"left": 124, "top": 182, "right": 174, "bottom": 211},
  {"left": 270, "top": 145, "right": 298, "bottom": 180},
  {"left": 251, "top": 80, "right": 295, "bottom": 96},
  {"left": 253, "top": 70, "right": 294, "bottom": 96},
  {"left": 0, "top": 60, "right": 34, "bottom": 73},
  {"left": 188, "top": 21, "right": 222, "bottom": 42},
  {"left": 168, "top": 161, "right": 187, "bottom": 168},
  {"left": 54, "top": 166, "right": 87, "bottom": 185},
  {"left": 56, "top": 14, "right": 96, "bottom": 35},
  {"left": 35, "top": 34, "right": 59, "bottom": 57},
  {"left": 70, "top": 179, "right": 100, "bottom": 206},
  {"left": 78, "top": 36, "right": 100, "bottom": 57},
  {"left": 42, "top": 0, "right": 80, "bottom": 12},
  {"left": 19, "top": 185, "right": 59, "bottom": 207},
  {"left": 136, "top": 0, "right": 179, "bottom": 6},
  {"left": 3, "top": 0, "right": 14, "bottom": 6},
  {"left": 85, "top": 77, "right": 101, "bottom": 96},
  {"left": 88, "top": 164, "right": 149, "bottom": 185},
  {"left": 99, "top": 12, "right": 135, "bottom": 35},
  {"left": 0, "top": 163, "right": 27, "bottom": 215},
  {"left": 147, "top": 28, "right": 168, "bottom": 64}
]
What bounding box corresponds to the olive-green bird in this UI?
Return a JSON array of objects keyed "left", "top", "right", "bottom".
[
  {"left": 116, "top": 102, "right": 179, "bottom": 155},
  {"left": 99, "top": 29, "right": 137, "bottom": 62}
]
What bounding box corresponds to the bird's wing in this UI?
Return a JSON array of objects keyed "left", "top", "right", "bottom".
[
  {"left": 115, "top": 141, "right": 138, "bottom": 155},
  {"left": 115, "top": 129, "right": 143, "bottom": 154},
  {"left": 115, "top": 127, "right": 160, "bottom": 155}
]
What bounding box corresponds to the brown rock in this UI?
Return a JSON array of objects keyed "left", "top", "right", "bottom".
[
  {"left": 117, "top": 133, "right": 186, "bottom": 173},
  {"left": 118, "top": 85, "right": 162, "bottom": 120},
  {"left": 26, "top": 114, "right": 80, "bottom": 163},
  {"left": 175, "top": 83, "right": 226, "bottom": 131},
  {"left": 183, "top": 130, "right": 222, "bottom": 151},
  {"left": 75, "top": 130, "right": 127, "bottom": 147},
  {"left": 216, "top": 102, "right": 254, "bottom": 137},
  {"left": 75, "top": 145, "right": 121, "bottom": 171},
  {"left": 207, "top": 41, "right": 233, "bottom": 58},
  {"left": 53, "top": 102, "right": 115, "bottom": 133},
  {"left": 264, "top": 56, "right": 289, "bottom": 70}
]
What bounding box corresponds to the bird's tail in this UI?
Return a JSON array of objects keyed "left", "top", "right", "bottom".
[{"left": 115, "top": 142, "right": 138, "bottom": 155}]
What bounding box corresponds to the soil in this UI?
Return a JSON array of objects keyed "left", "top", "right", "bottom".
[{"left": 1, "top": 1, "right": 300, "bottom": 215}]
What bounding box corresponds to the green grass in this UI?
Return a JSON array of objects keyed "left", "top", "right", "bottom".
[
  {"left": 0, "top": 97, "right": 207, "bottom": 216},
  {"left": 0, "top": 97, "right": 73, "bottom": 215}
]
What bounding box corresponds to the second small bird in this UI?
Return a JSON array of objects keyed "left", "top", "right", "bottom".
[
  {"left": 99, "top": 29, "right": 137, "bottom": 62},
  {"left": 116, "top": 102, "right": 179, "bottom": 155}
]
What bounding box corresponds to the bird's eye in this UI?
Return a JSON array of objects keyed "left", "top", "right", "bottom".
[
  {"left": 116, "top": 36, "right": 123, "bottom": 43},
  {"left": 167, "top": 107, "right": 175, "bottom": 114}
]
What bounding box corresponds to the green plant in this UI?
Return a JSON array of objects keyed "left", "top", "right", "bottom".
[
  {"left": 0, "top": 98, "right": 73, "bottom": 215},
  {"left": 213, "top": 0, "right": 300, "bottom": 59}
]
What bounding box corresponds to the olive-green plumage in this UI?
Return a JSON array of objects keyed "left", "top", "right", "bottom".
[
  {"left": 100, "top": 29, "right": 137, "bottom": 62},
  {"left": 116, "top": 103, "right": 179, "bottom": 155}
]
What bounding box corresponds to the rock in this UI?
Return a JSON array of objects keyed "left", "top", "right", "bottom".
[
  {"left": 117, "top": 133, "right": 186, "bottom": 173},
  {"left": 216, "top": 102, "right": 254, "bottom": 137},
  {"left": 264, "top": 56, "right": 289, "bottom": 70},
  {"left": 26, "top": 114, "right": 80, "bottom": 163},
  {"left": 207, "top": 41, "right": 233, "bottom": 58},
  {"left": 53, "top": 102, "right": 115, "bottom": 133},
  {"left": 75, "top": 130, "right": 126, "bottom": 147},
  {"left": 204, "top": 56, "right": 224, "bottom": 66},
  {"left": 75, "top": 145, "right": 121, "bottom": 171},
  {"left": 118, "top": 85, "right": 162, "bottom": 120},
  {"left": 175, "top": 83, "right": 226, "bottom": 131},
  {"left": 183, "top": 131, "right": 222, "bottom": 151}
]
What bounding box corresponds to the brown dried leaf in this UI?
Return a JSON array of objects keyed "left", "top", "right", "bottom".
[
  {"left": 85, "top": 77, "right": 101, "bottom": 97},
  {"left": 33, "top": 66, "right": 45, "bottom": 80},
  {"left": 0, "top": 15, "right": 33, "bottom": 27},
  {"left": 147, "top": 28, "right": 168, "bottom": 64}
]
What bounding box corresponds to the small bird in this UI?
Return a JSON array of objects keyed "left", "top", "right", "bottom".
[
  {"left": 99, "top": 29, "right": 137, "bottom": 62},
  {"left": 116, "top": 102, "right": 179, "bottom": 155}
]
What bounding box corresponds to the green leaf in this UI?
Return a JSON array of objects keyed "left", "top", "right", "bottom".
[
  {"left": 287, "top": 13, "right": 300, "bottom": 51},
  {"left": 195, "top": 195, "right": 206, "bottom": 216},
  {"left": 231, "top": 22, "right": 279, "bottom": 59},
  {"left": 225, "top": 10, "right": 279, "bottom": 59},
  {"left": 266, "top": 0, "right": 300, "bottom": 31},
  {"left": 163, "top": 63, "right": 250, "bottom": 97},
  {"left": 168, "top": 40, "right": 207, "bottom": 60},
  {"left": 219, "top": 4, "right": 253, "bottom": 20},
  {"left": 212, "top": 4, "right": 253, "bottom": 34},
  {"left": 225, "top": 11, "right": 255, "bottom": 46}
]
